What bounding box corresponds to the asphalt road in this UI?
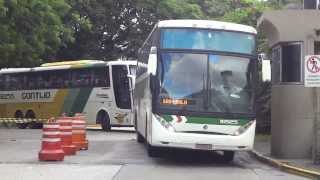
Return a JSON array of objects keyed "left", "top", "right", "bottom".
[{"left": 0, "top": 128, "right": 308, "bottom": 180}]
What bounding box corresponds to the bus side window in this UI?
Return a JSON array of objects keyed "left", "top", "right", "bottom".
[
  {"left": 37, "top": 72, "right": 45, "bottom": 89},
  {"left": 20, "top": 74, "right": 28, "bottom": 90},
  {"left": 4, "top": 75, "right": 10, "bottom": 90},
  {"left": 42, "top": 71, "right": 50, "bottom": 89},
  {"left": 10, "top": 74, "right": 19, "bottom": 90},
  {"left": 93, "top": 67, "right": 109, "bottom": 87},
  {"left": 26, "top": 72, "right": 38, "bottom": 90},
  {"left": 72, "top": 69, "right": 91, "bottom": 88},
  {"left": 56, "top": 71, "right": 64, "bottom": 88},
  {"left": 0, "top": 75, "right": 3, "bottom": 90},
  {"left": 16, "top": 74, "right": 24, "bottom": 90},
  {"left": 62, "top": 70, "right": 71, "bottom": 88}
]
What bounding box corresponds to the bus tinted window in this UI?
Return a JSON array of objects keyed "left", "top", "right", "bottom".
[
  {"left": 161, "top": 28, "right": 255, "bottom": 55},
  {"left": 72, "top": 69, "right": 92, "bottom": 87},
  {"left": 92, "top": 67, "right": 109, "bottom": 87},
  {"left": 48, "top": 70, "right": 71, "bottom": 89},
  {"left": 0, "top": 66, "right": 111, "bottom": 90},
  {"left": 0, "top": 75, "right": 3, "bottom": 90}
]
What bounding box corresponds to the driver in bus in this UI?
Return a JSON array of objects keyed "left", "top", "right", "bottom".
[{"left": 217, "top": 70, "right": 241, "bottom": 98}]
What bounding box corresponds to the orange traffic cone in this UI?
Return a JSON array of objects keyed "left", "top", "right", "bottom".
[
  {"left": 57, "top": 115, "right": 77, "bottom": 155},
  {"left": 38, "top": 118, "right": 64, "bottom": 161},
  {"left": 72, "top": 113, "right": 88, "bottom": 150}
]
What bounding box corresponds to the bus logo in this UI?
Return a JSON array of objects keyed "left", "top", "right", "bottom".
[{"left": 203, "top": 125, "right": 208, "bottom": 130}]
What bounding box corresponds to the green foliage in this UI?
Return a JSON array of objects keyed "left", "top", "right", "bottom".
[
  {"left": 0, "top": 0, "right": 279, "bottom": 64},
  {"left": 156, "top": 0, "right": 204, "bottom": 19},
  {"left": 0, "top": 0, "right": 81, "bottom": 68}
]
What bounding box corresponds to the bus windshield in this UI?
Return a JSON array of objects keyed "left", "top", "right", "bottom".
[
  {"left": 157, "top": 53, "right": 253, "bottom": 114},
  {"left": 161, "top": 28, "right": 255, "bottom": 55}
]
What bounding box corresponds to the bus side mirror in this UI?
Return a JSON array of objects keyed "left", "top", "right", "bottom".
[
  {"left": 127, "top": 75, "right": 135, "bottom": 91},
  {"left": 147, "top": 46, "right": 157, "bottom": 76}
]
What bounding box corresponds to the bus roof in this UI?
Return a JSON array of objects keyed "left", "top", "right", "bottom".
[
  {"left": 0, "top": 68, "right": 31, "bottom": 74},
  {"left": 40, "top": 60, "right": 105, "bottom": 67},
  {"left": 157, "top": 20, "right": 257, "bottom": 34},
  {"left": 0, "top": 60, "right": 137, "bottom": 74}
]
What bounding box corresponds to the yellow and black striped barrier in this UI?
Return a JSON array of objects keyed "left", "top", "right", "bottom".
[{"left": 0, "top": 118, "right": 48, "bottom": 124}]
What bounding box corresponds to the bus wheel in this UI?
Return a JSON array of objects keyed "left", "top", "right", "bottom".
[
  {"left": 223, "top": 151, "right": 235, "bottom": 162},
  {"left": 26, "top": 111, "right": 42, "bottom": 129},
  {"left": 15, "top": 110, "right": 28, "bottom": 129},
  {"left": 29, "top": 121, "right": 42, "bottom": 129},
  {"left": 147, "top": 144, "right": 161, "bottom": 158},
  {"left": 100, "top": 112, "right": 111, "bottom": 132},
  {"left": 17, "top": 123, "right": 28, "bottom": 129}
]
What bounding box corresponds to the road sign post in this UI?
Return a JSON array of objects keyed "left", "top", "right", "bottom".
[{"left": 305, "top": 55, "right": 320, "bottom": 164}]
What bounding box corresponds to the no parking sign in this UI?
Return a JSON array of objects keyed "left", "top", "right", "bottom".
[{"left": 305, "top": 55, "right": 320, "bottom": 87}]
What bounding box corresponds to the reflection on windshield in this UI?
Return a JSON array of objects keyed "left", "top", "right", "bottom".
[
  {"left": 158, "top": 53, "right": 252, "bottom": 114},
  {"left": 161, "top": 28, "right": 255, "bottom": 54}
]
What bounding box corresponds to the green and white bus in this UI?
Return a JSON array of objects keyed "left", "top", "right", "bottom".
[
  {"left": 0, "top": 60, "right": 136, "bottom": 131},
  {"left": 134, "top": 20, "right": 257, "bottom": 161}
]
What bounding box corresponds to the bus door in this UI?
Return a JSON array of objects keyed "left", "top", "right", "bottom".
[
  {"left": 111, "top": 65, "right": 131, "bottom": 110},
  {"left": 128, "top": 65, "right": 136, "bottom": 112}
]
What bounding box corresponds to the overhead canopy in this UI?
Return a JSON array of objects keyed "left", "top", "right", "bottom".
[{"left": 258, "top": 10, "right": 320, "bottom": 47}]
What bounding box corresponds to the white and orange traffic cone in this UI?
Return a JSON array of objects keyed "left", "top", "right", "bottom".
[{"left": 38, "top": 118, "right": 64, "bottom": 161}]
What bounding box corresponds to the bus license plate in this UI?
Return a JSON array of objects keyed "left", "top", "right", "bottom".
[{"left": 195, "top": 144, "right": 212, "bottom": 150}]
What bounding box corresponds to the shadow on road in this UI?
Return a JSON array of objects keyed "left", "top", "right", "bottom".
[
  {"left": 87, "top": 128, "right": 135, "bottom": 134},
  {"left": 152, "top": 148, "right": 238, "bottom": 167}
]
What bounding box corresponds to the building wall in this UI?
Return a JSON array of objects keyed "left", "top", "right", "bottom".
[{"left": 271, "top": 84, "right": 313, "bottom": 158}]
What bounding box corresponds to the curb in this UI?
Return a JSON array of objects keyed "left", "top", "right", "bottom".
[{"left": 250, "top": 150, "right": 320, "bottom": 179}]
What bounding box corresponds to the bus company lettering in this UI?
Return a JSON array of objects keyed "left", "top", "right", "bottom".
[
  {"left": 219, "top": 119, "right": 239, "bottom": 125},
  {"left": 21, "top": 92, "right": 51, "bottom": 100},
  {"left": 0, "top": 93, "right": 15, "bottom": 100}
]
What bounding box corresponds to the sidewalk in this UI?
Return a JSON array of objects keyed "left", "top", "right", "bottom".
[{"left": 252, "top": 134, "right": 320, "bottom": 179}]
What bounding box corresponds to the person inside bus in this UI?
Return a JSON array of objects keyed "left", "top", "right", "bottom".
[
  {"left": 208, "top": 70, "right": 241, "bottom": 112},
  {"left": 217, "top": 70, "right": 241, "bottom": 98}
]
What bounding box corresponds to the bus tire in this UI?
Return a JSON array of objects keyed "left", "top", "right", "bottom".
[
  {"left": 147, "top": 144, "right": 161, "bottom": 158},
  {"left": 15, "top": 110, "right": 28, "bottom": 129},
  {"left": 223, "top": 151, "right": 235, "bottom": 162},
  {"left": 100, "top": 112, "right": 111, "bottom": 132},
  {"left": 26, "top": 110, "right": 42, "bottom": 129}
]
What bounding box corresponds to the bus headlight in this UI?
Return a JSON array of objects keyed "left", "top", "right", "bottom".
[{"left": 232, "top": 120, "right": 254, "bottom": 136}]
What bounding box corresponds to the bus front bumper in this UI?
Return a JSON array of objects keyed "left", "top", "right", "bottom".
[{"left": 151, "top": 115, "right": 256, "bottom": 151}]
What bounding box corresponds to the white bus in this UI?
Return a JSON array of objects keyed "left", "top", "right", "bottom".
[
  {"left": 134, "top": 20, "right": 257, "bottom": 161},
  {"left": 0, "top": 60, "right": 136, "bottom": 131}
]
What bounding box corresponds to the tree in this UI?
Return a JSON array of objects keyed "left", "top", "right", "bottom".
[
  {"left": 0, "top": 0, "right": 79, "bottom": 68},
  {"left": 55, "top": 0, "right": 205, "bottom": 61}
]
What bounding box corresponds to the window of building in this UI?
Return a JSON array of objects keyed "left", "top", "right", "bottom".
[
  {"left": 271, "top": 42, "right": 302, "bottom": 84},
  {"left": 271, "top": 46, "right": 281, "bottom": 84},
  {"left": 315, "top": 41, "right": 320, "bottom": 54},
  {"left": 281, "top": 43, "right": 301, "bottom": 83}
]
